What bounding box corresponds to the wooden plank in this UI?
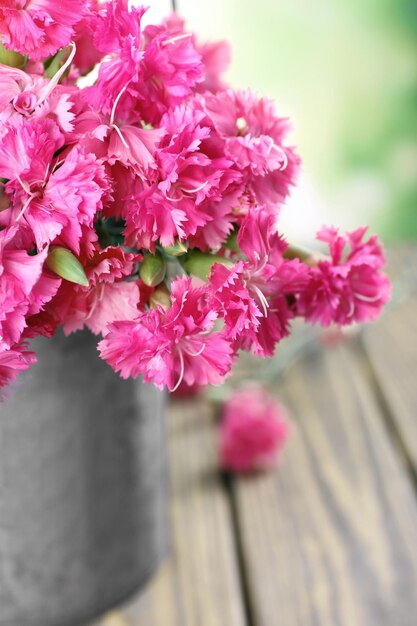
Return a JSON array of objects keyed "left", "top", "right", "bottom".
[
  {"left": 362, "top": 251, "right": 417, "bottom": 470},
  {"left": 233, "top": 344, "right": 417, "bottom": 626},
  {"left": 94, "top": 400, "right": 247, "bottom": 626}
]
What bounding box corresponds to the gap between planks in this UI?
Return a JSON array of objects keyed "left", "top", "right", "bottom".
[{"left": 230, "top": 342, "right": 417, "bottom": 626}]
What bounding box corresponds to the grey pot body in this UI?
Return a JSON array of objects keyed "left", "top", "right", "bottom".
[{"left": 0, "top": 330, "right": 168, "bottom": 626}]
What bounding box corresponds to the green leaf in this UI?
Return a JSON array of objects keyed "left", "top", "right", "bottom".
[{"left": 46, "top": 247, "right": 89, "bottom": 287}]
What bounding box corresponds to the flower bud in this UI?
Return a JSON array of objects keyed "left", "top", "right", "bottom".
[
  {"left": 139, "top": 251, "right": 166, "bottom": 287},
  {"left": 46, "top": 247, "right": 89, "bottom": 287},
  {"left": 149, "top": 283, "right": 172, "bottom": 310},
  {"left": 0, "top": 42, "right": 25, "bottom": 68},
  {"left": 181, "top": 250, "right": 233, "bottom": 281},
  {"left": 163, "top": 239, "right": 188, "bottom": 257}
]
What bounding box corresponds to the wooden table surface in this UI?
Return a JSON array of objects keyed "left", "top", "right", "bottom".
[{"left": 93, "top": 248, "right": 417, "bottom": 626}]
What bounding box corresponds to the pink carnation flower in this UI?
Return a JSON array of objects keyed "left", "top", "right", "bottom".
[
  {"left": 0, "top": 118, "right": 109, "bottom": 253},
  {"left": 187, "top": 197, "right": 237, "bottom": 250},
  {"left": 92, "top": 0, "right": 144, "bottom": 56},
  {"left": 26, "top": 268, "right": 61, "bottom": 320},
  {"left": 0, "top": 341, "right": 36, "bottom": 400},
  {"left": 124, "top": 185, "right": 189, "bottom": 251},
  {"left": 0, "top": 0, "right": 86, "bottom": 60},
  {"left": 132, "top": 20, "right": 203, "bottom": 125},
  {"left": 202, "top": 89, "right": 300, "bottom": 212},
  {"left": 83, "top": 0, "right": 146, "bottom": 117},
  {"left": 0, "top": 3, "right": 391, "bottom": 401},
  {"left": 196, "top": 39, "right": 231, "bottom": 94},
  {"left": 219, "top": 386, "right": 290, "bottom": 473},
  {"left": 160, "top": 14, "right": 231, "bottom": 94},
  {"left": 107, "top": 122, "right": 164, "bottom": 178},
  {"left": 124, "top": 104, "right": 237, "bottom": 250},
  {"left": 72, "top": 93, "right": 163, "bottom": 180},
  {"left": 0, "top": 61, "right": 76, "bottom": 132},
  {"left": 209, "top": 260, "right": 300, "bottom": 357},
  {"left": 297, "top": 226, "right": 391, "bottom": 326},
  {"left": 209, "top": 208, "right": 310, "bottom": 356},
  {"left": 158, "top": 104, "right": 232, "bottom": 205},
  {"left": 99, "top": 276, "right": 234, "bottom": 391},
  {"left": 84, "top": 10, "right": 203, "bottom": 124},
  {"left": 0, "top": 226, "right": 48, "bottom": 351},
  {"left": 72, "top": 0, "right": 103, "bottom": 75},
  {"left": 209, "top": 260, "right": 263, "bottom": 341}
]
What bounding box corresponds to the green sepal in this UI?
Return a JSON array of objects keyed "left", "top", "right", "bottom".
[
  {"left": 46, "top": 247, "right": 89, "bottom": 287},
  {"left": 181, "top": 250, "right": 233, "bottom": 281},
  {"left": 140, "top": 251, "right": 166, "bottom": 287},
  {"left": 163, "top": 240, "right": 188, "bottom": 257}
]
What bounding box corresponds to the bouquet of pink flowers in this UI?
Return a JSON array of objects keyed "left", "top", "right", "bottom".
[{"left": 0, "top": 0, "right": 390, "bottom": 398}]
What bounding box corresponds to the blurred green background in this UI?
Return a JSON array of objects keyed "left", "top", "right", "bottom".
[{"left": 178, "top": 0, "right": 417, "bottom": 243}]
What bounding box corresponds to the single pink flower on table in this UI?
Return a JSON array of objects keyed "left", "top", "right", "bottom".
[
  {"left": 219, "top": 386, "right": 290, "bottom": 473},
  {"left": 99, "top": 276, "right": 234, "bottom": 391},
  {"left": 297, "top": 226, "right": 391, "bottom": 326},
  {"left": 0, "top": 341, "right": 36, "bottom": 400},
  {"left": 0, "top": 0, "right": 86, "bottom": 60}
]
